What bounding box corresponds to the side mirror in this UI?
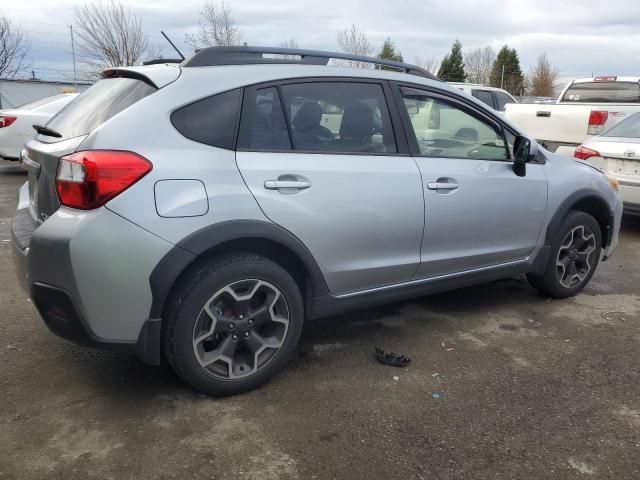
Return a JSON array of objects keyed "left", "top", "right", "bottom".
[{"left": 513, "top": 135, "right": 537, "bottom": 177}]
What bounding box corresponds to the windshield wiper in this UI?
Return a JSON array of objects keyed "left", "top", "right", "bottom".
[{"left": 32, "top": 124, "right": 62, "bottom": 138}]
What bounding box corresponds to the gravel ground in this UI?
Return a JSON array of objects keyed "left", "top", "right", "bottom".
[{"left": 1, "top": 159, "right": 639, "bottom": 479}]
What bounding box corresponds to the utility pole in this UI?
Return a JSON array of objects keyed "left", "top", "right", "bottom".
[
  {"left": 500, "top": 64, "right": 505, "bottom": 90},
  {"left": 69, "top": 24, "right": 77, "bottom": 87}
]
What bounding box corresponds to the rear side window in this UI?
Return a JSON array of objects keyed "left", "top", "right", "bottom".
[
  {"left": 239, "top": 87, "right": 292, "bottom": 151},
  {"left": 494, "top": 92, "right": 515, "bottom": 111},
  {"left": 171, "top": 88, "right": 241, "bottom": 150},
  {"left": 280, "top": 82, "right": 397, "bottom": 154},
  {"left": 562, "top": 82, "right": 640, "bottom": 103},
  {"left": 472, "top": 89, "right": 495, "bottom": 109},
  {"left": 45, "top": 77, "right": 156, "bottom": 141}
]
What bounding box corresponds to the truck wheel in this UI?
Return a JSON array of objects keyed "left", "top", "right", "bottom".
[
  {"left": 163, "top": 252, "right": 304, "bottom": 396},
  {"left": 527, "top": 211, "right": 601, "bottom": 298}
]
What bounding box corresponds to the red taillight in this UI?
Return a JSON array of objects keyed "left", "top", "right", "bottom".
[
  {"left": 56, "top": 150, "right": 152, "bottom": 210},
  {"left": 574, "top": 146, "right": 601, "bottom": 161},
  {"left": 593, "top": 76, "right": 616, "bottom": 82},
  {"left": 587, "top": 110, "right": 608, "bottom": 135},
  {"left": 0, "top": 115, "right": 17, "bottom": 128}
]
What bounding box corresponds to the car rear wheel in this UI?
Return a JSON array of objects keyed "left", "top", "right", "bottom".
[
  {"left": 527, "top": 210, "right": 601, "bottom": 298},
  {"left": 163, "top": 253, "right": 304, "bottom": 396}
]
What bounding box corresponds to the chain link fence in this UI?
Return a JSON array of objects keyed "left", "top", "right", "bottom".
[{"left": 0, "top": 78, "right": 93, "bottom": 110}]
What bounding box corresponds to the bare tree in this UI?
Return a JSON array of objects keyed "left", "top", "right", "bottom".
[
  {"left": 464, "top": 46, "right": 495, "bottom": 84},
  {"left": 0, "top": 14, "right": 30, "bottom": 79},
  {"left": 414, "top": 56, "right": 440, "bottom": 75},
  {"left": 527, "top": 53, "right": 559, "bottom": 97},
  {"left": 73, "top": 1, "right": 151, "bottom": 73},
  {"left": 186, "top": 0, "right": 241, "bottom": 50},
  {"left": 337, "top": 24, "right": 373, "bottom": 68}
]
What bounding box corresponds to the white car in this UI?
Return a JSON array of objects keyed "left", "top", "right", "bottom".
[
  {"left": 575, "top": 111, "right": 640, "bottom": 215},
  {"left": 447, "top": 83, "right": 517, "bottom": 112},
  {"left": 505, "top": 76, "right": 640, "bottom": 155},
  {"left": 0, "top": 93, "right": 79, "bottom": 160}
]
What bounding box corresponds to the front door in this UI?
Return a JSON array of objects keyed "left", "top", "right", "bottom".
[
  {"left": 235, "top": 80, "right": 424, "bottom": 295},
  {"left": 396, "top": 86, "right": 548, "bottom": 278}
]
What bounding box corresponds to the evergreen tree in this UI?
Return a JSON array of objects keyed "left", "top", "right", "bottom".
[
  {"left": 490, "top": 45, "right": 525, "bottom": 95},
  {"left": 376, "top": 37, "right": 403, "bottom": 70},
  {"left": 437, "top": 40, "right": 466, "bottom": 81}
]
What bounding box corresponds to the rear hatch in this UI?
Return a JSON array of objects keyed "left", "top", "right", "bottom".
[{"left": 23, "top": 74, "right": 158, "bottom": 225}]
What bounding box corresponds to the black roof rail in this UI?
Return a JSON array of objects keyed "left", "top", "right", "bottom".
[
  {"left": 182, "top": 46, "right": 439, "bottom": 81},
  {"left": 143, "top": 58, "right": 183, "bottom": 66}
]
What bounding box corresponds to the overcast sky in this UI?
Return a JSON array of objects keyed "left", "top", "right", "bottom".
[{"left": 3, "top": 0, "right": 639, "bottom": 87}]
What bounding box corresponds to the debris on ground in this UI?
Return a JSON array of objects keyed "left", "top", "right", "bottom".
[{"left": 375, "top": 347, "right": 411, "bottom": 367}]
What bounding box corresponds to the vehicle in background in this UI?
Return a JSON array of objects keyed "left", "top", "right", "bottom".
[
  {"left": 575, "top": 111, "right": 640, "bottom": 215},
  {"left": 505, "top": 76, "right": 640, "bottom": 156},
  {"left": 0, "top": 93, "right": 79, "bottom": 161},
  {"left": 448, "top": 82, "right": 517, "bottom": 112}
]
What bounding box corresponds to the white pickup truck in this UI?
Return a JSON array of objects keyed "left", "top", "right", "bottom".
[{"left": 505, "top": 76, "right": 640, "bottom": 156}]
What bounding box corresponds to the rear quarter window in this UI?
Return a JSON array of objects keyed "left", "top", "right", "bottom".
[
  {"left": 45, "top": 77, "right": 156, "bottom": 141},
  {"left": 171, "top": 88, "right": 242, "bottom": 150},
  {"left": 562, "top": 82, "right": 640, "bottom": 103}
]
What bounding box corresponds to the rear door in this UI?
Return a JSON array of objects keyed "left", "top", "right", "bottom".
[
  {"left": 395, "top": 85, "right": 548, "bottom": 277},
  {"left": 235, "top": 79, "right": 424, "bottom": 295}
]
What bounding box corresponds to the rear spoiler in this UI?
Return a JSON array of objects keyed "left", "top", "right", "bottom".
[{"left": 101, "top": 64, "right": 181, "bottom": 89}]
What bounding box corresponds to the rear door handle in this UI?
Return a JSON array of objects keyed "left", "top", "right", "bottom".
[
  {"left": 264, "top": 180, "right": 311, "bottom": 190},
  {"left": 427, "top": 182, "right": 459, "bottom": 190}
]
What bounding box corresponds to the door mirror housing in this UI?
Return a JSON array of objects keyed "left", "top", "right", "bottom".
[{"left": 512, "top": 135, "right": 537, "bottom": 177}]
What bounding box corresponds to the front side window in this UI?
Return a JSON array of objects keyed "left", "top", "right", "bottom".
[
  {"left": 401, "top": 89, "right": 509, "bottom": 161},
  {"left": 279, "top": 82, "right": 397, "bottom": 154}
]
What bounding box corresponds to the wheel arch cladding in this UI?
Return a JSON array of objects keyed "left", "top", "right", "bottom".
[
  {"left": 148, "top": 220, "right": 329, "bottom": 321},
  {"left": 546, "top": 189, "right": 613, "bottom": 248}
]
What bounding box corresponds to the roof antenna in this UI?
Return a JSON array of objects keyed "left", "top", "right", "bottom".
[{"left": 161, "top": 30, "right": 185, "bottom": 61}]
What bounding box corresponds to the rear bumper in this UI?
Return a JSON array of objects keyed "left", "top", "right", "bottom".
[{"left": 11, "top": 203, "right": 173, "bottom": 364}]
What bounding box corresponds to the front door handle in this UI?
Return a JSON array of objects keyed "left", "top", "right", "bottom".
[
  {"left": 264, "top": 180, "right": 311, "bottom": 190},
  {"left": 427, "top": 182, "right": 459, "bottom": 190}
]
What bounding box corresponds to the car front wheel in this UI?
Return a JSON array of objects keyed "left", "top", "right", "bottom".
[{"left": 527, "top": 210, "right": 602, "bottom": 298}]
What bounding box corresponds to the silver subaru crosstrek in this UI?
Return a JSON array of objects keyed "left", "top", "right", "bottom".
[{"left": 12, "top": 47, "right": 622, "bottom": 395}]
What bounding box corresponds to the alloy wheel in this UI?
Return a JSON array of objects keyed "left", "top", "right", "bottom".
[
  {"left": 192, "top": 279, "right": 290, "bottom": 379},
  {"left": 556, "top": 225, "right": 597, "bottom": 288}
]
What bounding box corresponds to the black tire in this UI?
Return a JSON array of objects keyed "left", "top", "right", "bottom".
[
  {"left": 527, "top": 210, "right": 601, "bottom": 298},
  {"left": 163, "top": 252, "right": 304, "bottom": 396}
]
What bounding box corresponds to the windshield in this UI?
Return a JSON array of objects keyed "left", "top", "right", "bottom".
[
  {"left": 601, "top": 112, "right": 640, "bottom": 138},
  {"left": 562, "top": 81, "right": 640, "bottom": 103},
  {"left": 44, "top": 77, "right": 156, "bottom": 141}
]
